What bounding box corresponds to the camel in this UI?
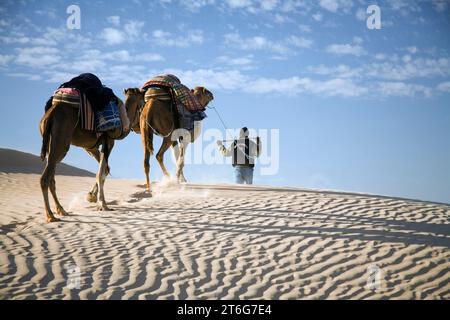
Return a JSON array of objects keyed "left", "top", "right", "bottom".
[
  {"left": 39, "top": 88, "right": 141, "bottom": 223},
  {"left": 128, "top": 86, "right": 213, "bottom": 192}
]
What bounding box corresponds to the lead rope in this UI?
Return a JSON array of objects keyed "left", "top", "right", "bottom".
[
  {"left": 208, "top": 104, "right": 259, "bottom": 161},
  {"left": 208, "top": 104, "right": 233, "bottom": 138}
]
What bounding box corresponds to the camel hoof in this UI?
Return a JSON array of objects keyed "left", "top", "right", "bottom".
[
  {"left": 57, "top": 207, "right": 69, "bottom": 216},
  {"left": 46, "top": 216, "right": 60, "bottom": 223},
  {"left": 86, "top": 192, "right": 97, "bottom": 203},
  {"left": 97, "top": 205, "right": 113, "bottom": 211}
]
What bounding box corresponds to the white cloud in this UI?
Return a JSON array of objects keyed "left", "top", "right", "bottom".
[
  {"left": 7, "top": 72, "right": 42, "bottom": 81},
  {"left": 298, "top": 24, "right": 312, "bottom": 33},
  {"left": 355, "top": 7, "right": 366, "bottom": 21},
  {"left": 225, "top": 0, "right": 252, "bottom": 9},
  {"left": 432, "top": 0, "right": 449, "bottom": 12},
  {"left": 326, "top": 43, "right": 366, "bottom": 56},
  {"left": 261, "top": 0, "right": 278, "bottom": 11},
  {"left": 224, "top": 32, "right": 312, "bottom": 54},
  {"left": 367, "top": 57, "right": 450, "bottom": 81},
  {"left": 312, "top": 12, "right": 323, "bottom": 21},
  {"left": 100, "top": 20, "right": 145, "bottom": 45},
  {"left": 378, "top": 82, "right": 432, "bottom": 97},
  {"left": 15, "top": 46, "right": 61, "bottom": 67},
  {"left": 437, "top": 81, "right": 450, "bottom": 92},
  {"left": 0, "top": 54, "right": 13, "bottom": 66},
  {"left": 218, "top": 55, "right": 254, "bottom": 67},
  {"left": 406, "top": 46, "right": 418, "bottom": 54},
  {"left": 319, "top": 0, "right": 353, "bottom": 13},
  {"left": 307, "top": 64, "right": 362, "bottom": 78},
  {"left": 286, "top": 36, "right": 313, "bottom": 48},
  {"left": 152, "top": 29, "right": 204, "bottom": 47},
  {"left": 246, "top": 76, "right": 368, "bottom": 97},
  {"left": 124, "top": 20, "right": 145, "bottom": 37},
  {"left": 180, "top": 0, "right": 215, "bottom": 11},
  {"left": 100, "top": 28, "right": 125, "bottom": 45}
]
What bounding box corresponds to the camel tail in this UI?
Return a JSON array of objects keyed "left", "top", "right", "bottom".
[{"left": 39, "top": 97, "right": 56, "bottom": 161}]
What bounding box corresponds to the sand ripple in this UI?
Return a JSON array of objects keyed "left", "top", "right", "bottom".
[{"left": 0, "top": 174, "right": 449, "bottom": 299}]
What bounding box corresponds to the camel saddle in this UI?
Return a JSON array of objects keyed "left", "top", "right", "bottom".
[{"left": 139, "top": 86, "right": 206, "bottom": 134}]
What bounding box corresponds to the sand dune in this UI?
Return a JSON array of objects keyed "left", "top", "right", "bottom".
[
  {"left": 0, "top": 148, "right": 95, "bottom": 177},
  {"left": 0, "top": 173, "right": 449, "bottom": 299}
]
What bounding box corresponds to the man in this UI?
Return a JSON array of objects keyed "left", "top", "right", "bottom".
[{"left": 217, "top": 127, "right": 261, "bottom": 184}]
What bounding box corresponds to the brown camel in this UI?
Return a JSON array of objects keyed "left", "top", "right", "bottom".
[
  {"left": 131, "top": 86, "right": 213, "bottom": 191},
  {"left": 39, "top": 88, "right": 141, "bottom": 223}
]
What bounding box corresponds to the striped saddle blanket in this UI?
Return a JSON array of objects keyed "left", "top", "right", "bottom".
[
  {"left": 141, "top": 74, "right": 205, "bottom": 112},
  {"left": 53, "top": 88, "right": 123, "bottom": 133}
]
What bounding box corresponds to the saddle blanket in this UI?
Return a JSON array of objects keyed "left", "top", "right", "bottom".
[
  {"left": 141, "top": 74, "right": 205, "bottom": 112},
  {"left": 53, "top": 88, "right": 95, "bottom": 131},
  {"left": 52, "top": 88, "right": 123, "bottom": 133}
]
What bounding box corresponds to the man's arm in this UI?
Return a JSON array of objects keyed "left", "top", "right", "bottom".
[{"left": 217, "top": 140, "right": 233, "bottom": 157}]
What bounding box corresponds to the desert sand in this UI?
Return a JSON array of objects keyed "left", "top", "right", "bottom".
[{"left": 0, "top": 171, "right": 449, "bottom": 299}]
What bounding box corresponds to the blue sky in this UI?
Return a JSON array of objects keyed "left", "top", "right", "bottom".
[{"left": 0, "top": 0, "right": 449, "bottom": 203}]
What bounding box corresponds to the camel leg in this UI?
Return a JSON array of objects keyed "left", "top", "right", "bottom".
[
  {"left": 96, "top": 150, "right": 111, "bottom": 211},
  {"left": 85, "top": 148, "right": 101, "bottom": 203},
  {"left": 174, "top": 138, "right": 186, "bottom": 183},
  {"left": 156, "top": 137, "right": 173, "bottom": 179},
  {"left": 50, "top": 177, "right": 69, "bottom": 216},
  {"left": 172, "top": 141, "right": 187, "bottom": 183},
  {"left": 41, "top": 161, "right": 60, "bottom": 223},
  {"left": 143, "top": 148, "right": 151, "bottom": 192}
]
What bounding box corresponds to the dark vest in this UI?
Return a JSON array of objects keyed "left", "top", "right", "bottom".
[{"left": 232, "top": 138, "right": 253, "bottom": 167}]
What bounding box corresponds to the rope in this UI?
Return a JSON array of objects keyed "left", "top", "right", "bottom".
[{"left": 207, "top": 104, "right": 260, "bottom": 161}]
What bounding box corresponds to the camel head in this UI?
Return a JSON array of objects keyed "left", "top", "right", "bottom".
[
  {"left": 124, "top": 88, "right": 144, "bottom": 133},
  {"left": 192, "top": 87, "right": 214, "bottom": 108}
]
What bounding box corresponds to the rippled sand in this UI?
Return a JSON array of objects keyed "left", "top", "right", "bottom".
[{"left": 0, "top": 173, "right": 449, "bottom": 299}]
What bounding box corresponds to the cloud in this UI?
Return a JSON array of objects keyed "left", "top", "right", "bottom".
[
  {"left": 326, "top": 43, "right": 366, "bottom": 56},
  {"left": 432, "top": 0, "right": 449, "bottom": 12},
  {"left": 0, "top": 54, "right": 13, "bottom": 66},
  {"left": 152, "top": 29, "right": 204, "bottom": 47},
  {"left": 246, "top": 76, "right": 368, "bottom": 97},
  {"left": 307, "top": 64, "right": 362, "bottom": 78},
  {"left": 260, "top": 0, "right": 279, "bottom": 11},
  {"left": 100, "top": 20, "right": 145, "bottom": 45},
  {"left": 437, "top": 81, "right": 450, "bottom": 92},
  {"left": 225, "top": 0, "right": 253, "bottom": 9},
  {"left": 366, "top": 57, "right": 450, "bottom": 81},
  {"left": 217, "top": 54, "right": 254, "bottom": 67},
  {"left": 180, "top": 0, "right": 215, "bottom": 11},
  {"left": 224, "top": 32, "right": 312, "bottom": 55},
  {"left": 319, "top": 0, "right": 353, "bottom": 13},
  {"left": 355, "top": 7, "right": 366, "bottom": 21},
  {"left": 286, "top": 36, "right": 313, "bottom": 48},
  {"left": 377, "top": 82, "right": 432, "bottom": 97},
  {"left": 312, "top": 12, "right": 323, "bottom": 21},
  {"left": 100, "top": 28, "right": 125, "bottom": 45},
  {"left": 15, "top": 46, "right": 61, "bottom": 67}
]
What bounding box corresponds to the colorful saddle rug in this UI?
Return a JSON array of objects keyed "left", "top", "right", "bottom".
[
  {"left": 141, "top": 74, "right": 205, "bottom": 112},
  {"left": 52, "top": 88, "right": 121, "bottom": 133}
]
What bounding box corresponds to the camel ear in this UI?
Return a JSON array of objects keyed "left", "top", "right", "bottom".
[{"left": 124, "top": 89, "right": 128, "bottom": 94}]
